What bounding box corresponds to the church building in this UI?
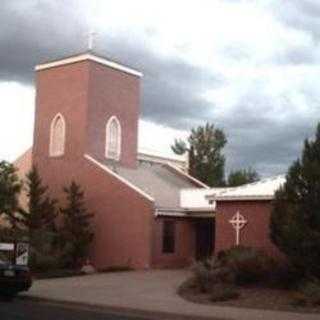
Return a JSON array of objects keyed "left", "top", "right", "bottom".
[{"left": 15, "top": 51, "right": 283, "bottom": 269}]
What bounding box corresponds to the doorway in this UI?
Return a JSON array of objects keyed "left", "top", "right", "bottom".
[{"left": 195, "top": 219, "right": 214, "bottom": 260}]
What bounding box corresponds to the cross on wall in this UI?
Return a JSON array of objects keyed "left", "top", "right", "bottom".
[{"left": 229, "top": 211, "right": 247, "bottom": 246}]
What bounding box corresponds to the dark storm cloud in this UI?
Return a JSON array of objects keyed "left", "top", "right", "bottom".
[{"left": 1, "top": 0, "right": 320, "bottom": 176}]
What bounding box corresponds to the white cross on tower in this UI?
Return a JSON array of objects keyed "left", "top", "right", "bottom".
[
  {"left": 88, "top": 30, "right": 97, "bottom": 51},
  {"left": 229, "top": 211, "right": 247, "bottom": 246}
]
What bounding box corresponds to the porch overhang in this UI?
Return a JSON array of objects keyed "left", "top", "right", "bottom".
[{"left": 155, "top": 207, "right": 215, "bottom": 218}]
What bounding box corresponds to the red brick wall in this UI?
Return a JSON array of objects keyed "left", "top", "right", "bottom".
[
  {"left": 32, "top": 59, "right": 153, "bottom": 269},
  {"left": 151, "top": 218, "right": 196, "bottom": 268},
  {"left": 33, "top": 61, "right": 90, "bottom": 163},
  {"left": 86, "top": 61, "right": 140, "bottom": 168},
  {"left": 215, "top": 200, "right": 281, "bottom": 258}
]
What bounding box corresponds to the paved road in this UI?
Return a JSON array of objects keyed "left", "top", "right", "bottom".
[{"left": 0, "top": 298, "right": 149, "bottom": 320}]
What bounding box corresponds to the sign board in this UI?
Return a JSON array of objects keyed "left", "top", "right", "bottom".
[
  {"left": 15, "top": 242, "right": 29, "bottom": 266},
  {"left": 0, "top": 243, "right": 14, "bottom": 251}
]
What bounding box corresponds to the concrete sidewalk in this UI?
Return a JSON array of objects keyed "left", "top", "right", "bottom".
[{"left": 23, "top": 270, "right": 319, "bottom": 320}]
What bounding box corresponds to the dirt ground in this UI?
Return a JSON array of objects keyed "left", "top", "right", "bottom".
[{"left": 179, "top": 283, "right": 320, "bottom": 314}]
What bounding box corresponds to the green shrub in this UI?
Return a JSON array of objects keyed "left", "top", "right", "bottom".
[
  {"left": 290, "top": 292, "right": 308, "bottom": 307},
  {"left": 30, "top": 252, "right": 60, "bottom": 272},
  {"left": 210, "top": 284, "right": 240, "bottom": 302},
  {"left": 268, "top": 262, "right": 302, "bottom": 289},
  {"left": 191, "top": 258, "right": 235, "bottom": 293},
  {"left": 300, "top": 280, "right": 320, "bottom": 306},
  {"left": 191, "top": 260, "right": 212, "bottom": 293},
  {"left": 223, "top": 246, "right": 275, "bottom": 285}
]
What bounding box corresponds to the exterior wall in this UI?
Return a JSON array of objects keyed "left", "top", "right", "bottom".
[
  {"left": 86, "top": 61, "right": 140, "bottom": 168},
  {"left": 33, "top": 62, "right": 90, "bottom": 163},
  {"left": 32, "top": 59, "right": 153, "bottom": 269},
  {"left": 215, "top": 200, "right": 281, "bottom": 258},
  {"left": 151, "top": 217, "right": 196, "bottom": 268}
]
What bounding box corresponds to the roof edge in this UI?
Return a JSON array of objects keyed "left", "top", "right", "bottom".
[
  {"left": 212, "top": 195, "right": 274, "bottom": 201},
  {"left": 165, "top": 163, "right": 209, "bottom": 189},
  {"left": 84, "top": 154, "right": 154, "bottom": 202},
  {"left": 35, "top": 53, "right": 143, "bottom": 78}
]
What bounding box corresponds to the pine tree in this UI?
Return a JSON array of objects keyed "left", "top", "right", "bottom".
[
  {"left": 14, "top": 166, "right": 58, "bottom": 269},
  {"left": 270, "top": 123, "right": 320, "bottom": 278},
  {"left": 60, "top": 181, "right": 94, "bottom": 268},
  {"left": 228, "top": 168, "right": 259, "bottom": 187},
  {"left": 172, "top": 123, "right": 227, "bottom": 187},
  {"left": 0, "top": 161, "right": 21, "bottom": 217},
  {"left": 19, "top": 166, "right": 57, "bottom": 232}
]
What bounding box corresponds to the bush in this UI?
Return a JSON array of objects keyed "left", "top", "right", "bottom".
[
  {"left": 268, "top": 262, "right": 303, "bottom": 289},
  {"left": 300, "top": 280, "right": 320, "bottom": 306},
  {"left": 210, "top": 284, "right": 240, "bottom": 302},
  {"left": 290, "top": 292, "right": 308, "bottom": 307},
  {"left": 29, "top": 250, "right": 61, "bottom": 272},
  {"left": 222, "top": 246, "right": 275, "bottom": 285},
  {"left": 191, "top": 257, "right": 235, "bottom": 293}
]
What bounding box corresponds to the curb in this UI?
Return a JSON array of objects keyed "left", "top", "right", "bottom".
[{"left": 19, "top": 295, "right": 227, "bottom": 320}]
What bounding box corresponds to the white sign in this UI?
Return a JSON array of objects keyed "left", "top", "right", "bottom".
[
  {"left": 0, "top": 243, "right": 14, "bottom": 251},
  {"left": 229, "top": 211, "right": 247, "bottom": 246},
  {"left": 16, "top": 243, "right": 29, "bottom": 266}
]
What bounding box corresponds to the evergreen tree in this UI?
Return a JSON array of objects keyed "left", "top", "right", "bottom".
[
  {"left": 13, "top": 166, "right": 58, "bottom": 269},
  {"left": 60, "top": 181, "right": 94, "bottom": 268},
  {"left": 0, "top": 161, "right": 21, "bottom": 222},
  {"left": 18, "top": 166, "right": 57, "bottom": 243},
  {"left": 228, "top": 168, "right": 259, "bottom": 187},
  {"left": 172, "top": 123, "right": 227, "bottom": 187},
  {"left": 270, "top": 123, "right": 320, "bottom": 278}
]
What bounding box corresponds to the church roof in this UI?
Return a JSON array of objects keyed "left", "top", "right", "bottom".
[
  {"left": 106, "top": 159, "right": 205, "bottom": 208},
  {"left": 35, "top": 52, "right": 142, "bottom": 78},
  {"left": 207, "top": 175, "right": 286, "bottom": 201}
]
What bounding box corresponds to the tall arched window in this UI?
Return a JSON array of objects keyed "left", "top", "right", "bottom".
[
  {"left": 105, "top": 116, "right": 121, "bottom": 160},
  {"left": 49, "top": 113, "right": 66, "bottom": 157}
]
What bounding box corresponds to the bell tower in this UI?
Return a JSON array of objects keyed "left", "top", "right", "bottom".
[{"left": 32, "top": 52, "right": 142, "bottom": 172}]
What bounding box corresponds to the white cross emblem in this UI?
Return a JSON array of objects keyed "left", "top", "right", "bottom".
[
  {"left": 88, "top": 30, "right": 97, "bottom": 51},
  {"left": 229, "top": 211, "right": 247, "bottom": 246}
]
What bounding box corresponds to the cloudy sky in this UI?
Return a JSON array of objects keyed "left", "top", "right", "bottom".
[{"left": 1, "top": 0, "right": 320, "bottom": 177}]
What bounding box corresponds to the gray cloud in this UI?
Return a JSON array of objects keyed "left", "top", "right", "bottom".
[{"left": 1, "top": 0, "right": 320, "bottom": 177}]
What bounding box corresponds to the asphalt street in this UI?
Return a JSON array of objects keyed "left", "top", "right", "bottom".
[{"left": 0, "top": 298, "right": 151, "bottom": 320}]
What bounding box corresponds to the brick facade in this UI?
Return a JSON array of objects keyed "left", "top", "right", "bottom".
[
  {"left": 215, "top": 200, "right": 282, "bottom": 258},
  {"left": 32, "top": 58, "right": 153, "bottom": 269},
  {"left": 151, "top": 218, "right": 196, "bottom": 268}
]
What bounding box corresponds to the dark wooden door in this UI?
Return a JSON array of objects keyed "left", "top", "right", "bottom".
[{"left": 195, "top": 219, "right": 214, "bottom": 260}]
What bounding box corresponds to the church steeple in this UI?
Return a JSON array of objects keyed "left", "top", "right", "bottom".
[{"left": 33, "top": 47, "right": 142, "bottom": 169}]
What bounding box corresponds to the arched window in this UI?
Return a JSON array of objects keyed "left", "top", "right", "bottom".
[
  {"left": 105, "top": 116, "right": 121, "bottom": 160},
  {"left": 49, "top": 113, "right": 66, "bottom": 157}
]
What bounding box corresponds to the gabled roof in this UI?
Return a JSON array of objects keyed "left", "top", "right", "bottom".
[{"left": 103, "top": 158, "right": 206, "bottom": 208}]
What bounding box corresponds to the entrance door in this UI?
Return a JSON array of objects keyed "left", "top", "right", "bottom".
[{"left": 195, "top": 219, "right": 214, "bottom": 260}]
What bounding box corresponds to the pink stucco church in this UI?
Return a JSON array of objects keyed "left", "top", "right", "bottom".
[{"left": 15, "top": 51, "right": 283, "bottom": 269}]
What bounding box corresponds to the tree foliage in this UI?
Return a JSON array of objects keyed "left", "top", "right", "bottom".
[
  {"left": 228, "top": 168, "right": 259, "bottom": 187},
  {"left": 270, "top": 123, "right": 320, "bottom": 278},
  {"left": 172, "top": 123, "right": 227, "bottom": 187},
  {"left": 60, "top": 181, "right": 94, "bottom": 268},
  {"left": 0, "top": 161, "right": 21, "bottom": 219},
  {"left": 18, "top": 166, "right": 57, "bottom": 234},
  {"left": 15, "top": 166, "right": 58, "bottom": 269}
]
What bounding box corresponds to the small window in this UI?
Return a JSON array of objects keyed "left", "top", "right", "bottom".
[
  {"left": 162, "top": 221, "right": 176, "bottom": 254},
  {"left": 105, "top": 116, "right": 121, "bottom": 160},
  {"left": 49, "top": 113, "right": 66, "bottom": 157}
]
